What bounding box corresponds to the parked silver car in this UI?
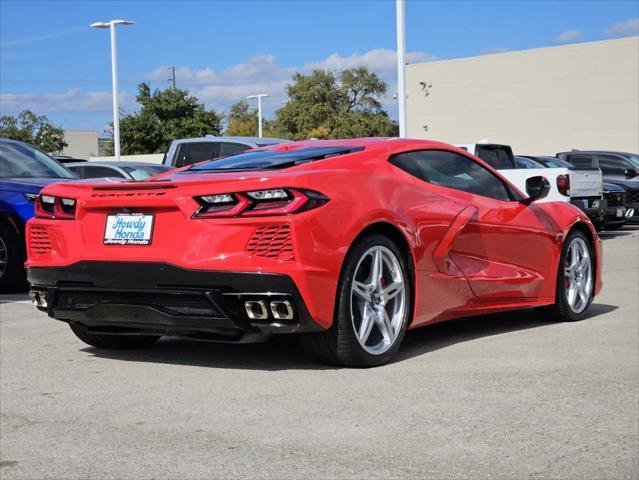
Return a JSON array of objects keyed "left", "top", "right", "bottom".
[{"left": 66, "top": 161, "right": 173, "bottom": 181}]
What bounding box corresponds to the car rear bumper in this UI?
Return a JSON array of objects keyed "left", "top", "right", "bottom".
[
  {"left": 27, "top": 261, "right": 324, "bottom": 342},
  {"left": 570, "top": 197, "right": 606, "bottom": 223}
]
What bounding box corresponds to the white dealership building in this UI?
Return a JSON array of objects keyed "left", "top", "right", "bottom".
[{"left": 405, "top": 36, "right": 639, "bottom": 155}]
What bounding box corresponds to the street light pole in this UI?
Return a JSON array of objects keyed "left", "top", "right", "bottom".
[
  {"left": 246, "top": 94, "right": 269, "bottom": 138},
  {"left": 396, "top": 0, "right": 407, "bottom": 138},
  {"left": 91, "top": 19, "right": 134, "bottom": 161}
]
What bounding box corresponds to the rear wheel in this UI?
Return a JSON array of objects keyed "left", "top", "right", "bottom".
[
  {"left": 0, "top": 221, "right": 26, "bottom": 293},
  {"left": 69, "top": 323, "right": 160, "bottom": 349},
  {"left": 299, "top": 234, "right": 411, "bottom": 367},
  {"left": 536, "top": 230, "right": 594, "bottom": 322}
]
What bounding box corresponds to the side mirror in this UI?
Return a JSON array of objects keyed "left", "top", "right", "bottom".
[
  {"left": 624, "top": 168, "right": 638, "bottom": 178},
  {"left": 523, "top": 176, "right": 550, "bottom": 203}
]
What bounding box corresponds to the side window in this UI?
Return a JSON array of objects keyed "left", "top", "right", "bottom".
[
  {"left": 598, "top": 155, "right": 629, "bottom": 175},
  {"left": 390, "top": 150, "right": 513, "bottom": 201},
  {"left": 83, "top": 166, "right": 125, "bottom": 179},
  {"left": 175, "top": 142, "right": 220, "bottom": 167},
  {"left": 219, "top": 142, "right": 249, "bottom": 157}
]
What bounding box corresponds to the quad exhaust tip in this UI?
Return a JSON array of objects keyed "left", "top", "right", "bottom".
[{"left": 244, "top": 299, "right": 295, "bottom": 321}]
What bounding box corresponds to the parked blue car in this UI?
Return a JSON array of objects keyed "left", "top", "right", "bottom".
[{"left": 0, "top": 138, "right": 75, "bottom": 292}]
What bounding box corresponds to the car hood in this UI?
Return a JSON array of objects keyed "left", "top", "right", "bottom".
[
  {"left": 603, "top": 177, "right": 639, "bottom": 190},
  {"left": 0, "top": 177, "right": 72, "bottom": 193},
  {"left": 603, "top": 182, "right": 625, "bottom": 192}
]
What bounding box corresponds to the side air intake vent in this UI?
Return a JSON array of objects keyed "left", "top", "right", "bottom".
[{"left": 246, "top": 225, "right": 294, "bottom": 261}]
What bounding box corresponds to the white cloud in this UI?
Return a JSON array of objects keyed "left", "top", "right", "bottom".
[
  {"left": 604, "top": 18, "right": 639, "bottom": 37},
  {"left": 555, "top": 29, "right": 583, "bottom": 43},
  {"left": 0, "top": 89, "right": 134, "bottom": 115},
  {"left": 145, "top": 48, "right": 435, "bottom": 116},
  {"left": 481, "top": 47, "right": 511, "bottom": 55},
  {"left": 0, "top": 48, "right": 435, "bottom": 126}
]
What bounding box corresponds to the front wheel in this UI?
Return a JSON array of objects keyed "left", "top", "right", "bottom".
[
  {"left": 536, "top": 230, "right": 595, "bottom": 322},
  {"left": 299, "top": 234, "right": 411, "bottom": 367}
]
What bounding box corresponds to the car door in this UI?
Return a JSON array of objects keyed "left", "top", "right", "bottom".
[{"left": 394, "top": 149, "right": 558, "bottom": 300}]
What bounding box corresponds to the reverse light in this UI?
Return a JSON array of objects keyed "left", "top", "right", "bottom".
[
  {"left": 35, "top": 195, "right": 77, "bottom": 220},
  {"left": 193, "top": 188, "right": 329, "bottom": 218},
  {"left": 247, "top": 189, "right": 288, "bottom": 200},
  {"left": 556, "top": 175, "right": 570, "bottom": 197}
]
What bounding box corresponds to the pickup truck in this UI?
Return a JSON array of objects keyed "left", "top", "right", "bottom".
[
  {"left": 455, "top": 143, "right": 605, "bottom": 224},
  {"left": 162, "top": 135, "right": 288, "bottom": 168}
]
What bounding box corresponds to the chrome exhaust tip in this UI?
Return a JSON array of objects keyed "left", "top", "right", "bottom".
[
  {"left": 270, "top": 300, "right": 294, "bottom": 320},
  {"left": 29, "top": 290, "right": 47, "bottom": 308},
  {"left": 245, "top": 300, "right": 268, "bottom": 320}
]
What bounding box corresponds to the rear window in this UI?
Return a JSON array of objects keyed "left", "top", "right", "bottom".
[
  {"left": 475, "top": 145, "right": 515, "bottom": 169},
  {"left": 185, "top": 146, "right": 364, "bottom": 172},
  {"left": 174, "top": 142, "right": 220, "bottom": 167}
]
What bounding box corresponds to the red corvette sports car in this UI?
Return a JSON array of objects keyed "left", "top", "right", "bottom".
[{"left": 26, "top": 138, "right": 602, "bottom": 366}]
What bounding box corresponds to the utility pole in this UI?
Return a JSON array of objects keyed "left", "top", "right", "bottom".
[
  {"left": 91, "top": 19, "right": 135, "bottom": 161},
  {"left": 169, "top": 66, "right": 176, "bottom": 89},
  {"left": 246, "top": 94, "right": 269, "bottom": 138},
  {"left": 396, "top": 0, "right": 407, "bottom": 138}
]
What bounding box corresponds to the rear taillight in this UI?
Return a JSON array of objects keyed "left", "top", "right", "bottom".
[
  {"left": 193, "top": 188, "right": 329, "bottom": 218},
  {"left": 556, "top": 175, "right": 570, "bottom": 196},
  {"left": 35, "top": 195, "right": 77, "bottom": 219}
]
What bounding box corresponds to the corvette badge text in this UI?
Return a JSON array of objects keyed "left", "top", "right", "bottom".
[{"left": 104, "top": 213, "right": 154, "bottom": 245}]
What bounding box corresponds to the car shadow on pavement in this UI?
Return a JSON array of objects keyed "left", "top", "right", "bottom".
[
  {"left": 599, "top": 223, "right": 639, "bottom": 240},
  {"left": 81, "top": 303, "right": 618, "bottom": 371}
]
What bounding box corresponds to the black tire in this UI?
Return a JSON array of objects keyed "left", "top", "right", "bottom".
[
  {"left": 299, "top": 234, "right": 412, "bottom": 367},
  {"left": 69, "top": 323, "right": 160, "bottom": 349},
  {"left": 0, "top": 221, "right": 27, "bottom": 293},
  {"left": 536, "top": 229, "right": 595, "bottom": 322}
]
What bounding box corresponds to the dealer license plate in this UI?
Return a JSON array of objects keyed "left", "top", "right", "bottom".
[{"left": 104, "top": 213, "right": 154, "bottom": 245}]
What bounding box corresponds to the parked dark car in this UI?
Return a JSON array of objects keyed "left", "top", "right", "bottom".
[
  {"left": 518, "top": 155, "right": 573, "bottom": 168},
  {"left": 600, "top": 183, "right": 632, "bottom": 230},
  {"left": 0, "top": 138, "right": 75, "bottom": 291},
  {"left": 66, "top": 161, "right": 173, "bottom": 181},
  {"left": 558, "top": 150, "right": 639, "bottom": 222}
]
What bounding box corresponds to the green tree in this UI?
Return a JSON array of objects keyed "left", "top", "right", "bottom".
[
  {"left": 271, "top": 67, "right": 397, "bottom": 139},
  {"left": 224, "top": 100, "right": 258, "bottom": 136},
  {"left": 118, "top": 83, "right": 223, "bottom": 154},
  {"left": 0, "top": 110, "right": 67, "bottom": 153}
]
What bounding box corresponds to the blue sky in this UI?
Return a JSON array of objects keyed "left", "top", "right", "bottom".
[{"left": 1, "top": 0, "right": 638, "bottom": 133}]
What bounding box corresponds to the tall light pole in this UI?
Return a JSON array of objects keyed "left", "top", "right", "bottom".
[
  {"left": 91, "top": 19, "right": 134, "bottom": 161},
  {"left": 246, "top": 94, "right": 269, "bottom": 138},
  {"left": 396, "top": 0, "right": 407, "bottom": 138}
]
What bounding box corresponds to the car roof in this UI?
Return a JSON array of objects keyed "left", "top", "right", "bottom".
[
  {"left": 0, "top": 137, "right": 32, "bottom": 147},
  {"left": 66, "top": 161, "right": 171, "bottom": 168},
  {"left": 558, "top": 150, "right": 636, "bottom": 156},
  {"left": 170, "top": 136, "right": 289, "bottom": 146}
]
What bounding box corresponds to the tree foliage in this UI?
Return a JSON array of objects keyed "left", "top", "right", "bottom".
[
  {"left": 224, "top": 100, "right": 258, "bottom": 137},
  {"left": 271, "top": 67, "right": 397, "bottom": 140},
  {"left": 0, "top": 110, "right": 67, "bottom": 153},
  {"left": 118, "top": 83, "right": 223, "bottom": 154}
]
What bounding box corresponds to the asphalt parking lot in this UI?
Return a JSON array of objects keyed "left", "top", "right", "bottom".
[{"left": 1, "top": 227, "right": 637, "bottom": 480}]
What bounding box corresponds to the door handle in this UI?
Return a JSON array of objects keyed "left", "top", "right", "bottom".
[{"left": 433, "top": 205, "right": 478, "bottom": 274}]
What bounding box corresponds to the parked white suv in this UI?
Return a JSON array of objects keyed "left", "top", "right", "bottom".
[
  {"left": 455, "top": 143, "right": 605, "bottom": 223},
  {"left": 163, "top": 136, "right": 289, "bottom": 168}
]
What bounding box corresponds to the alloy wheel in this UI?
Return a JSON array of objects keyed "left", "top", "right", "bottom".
[
  {"left": 563, "top": 237, "right": 593, "bottom": 314},
  {"left": 350, "top": 245, "right": 407, "bottom": 355}
]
